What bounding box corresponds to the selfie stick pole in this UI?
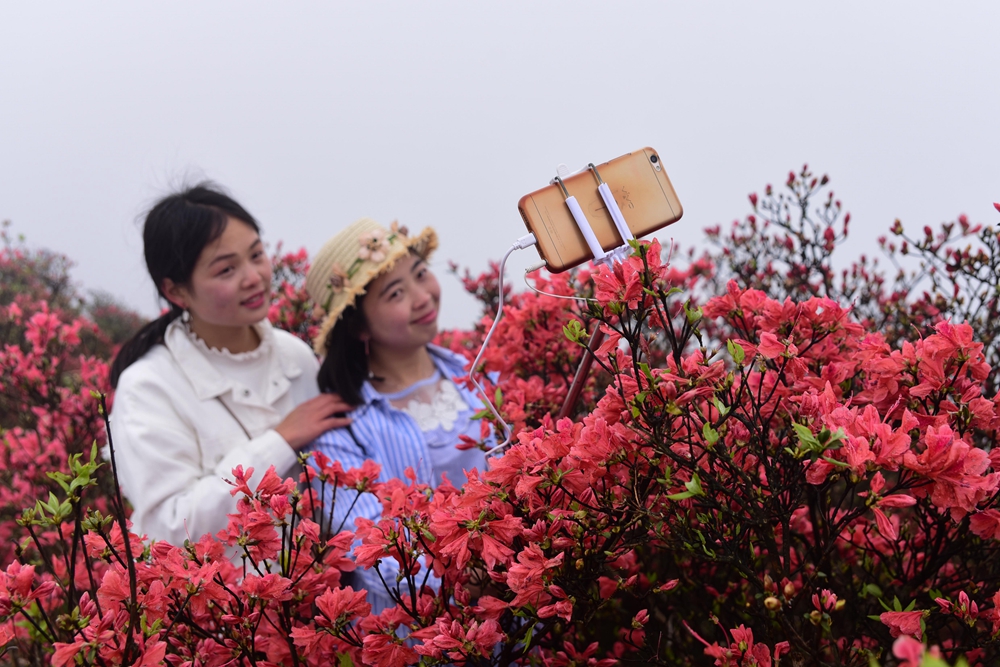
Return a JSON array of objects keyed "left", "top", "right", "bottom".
[
  {"left": 487, "top": 160, "right": 641, "bottom": 449},
  {"left": 556, "top": 325, "right": 605, "bottom": 420},
  {"left": 554, "top": 163, "right": 635, "bottom": 420}
]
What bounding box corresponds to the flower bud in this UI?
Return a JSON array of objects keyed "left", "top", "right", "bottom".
[
  {"left": 783, "top": 582, "right": 796, "bottom": 598},
  {"left": 764, "top": 596, "right": 781, "bottom": 611}
]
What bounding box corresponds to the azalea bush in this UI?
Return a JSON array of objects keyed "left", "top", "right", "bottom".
[
  {"left": 2, "top": 179, "right": 1000, "bottom": 666},
  {"left": 0, "top": 226, "right": 125, "bottom": 575}
]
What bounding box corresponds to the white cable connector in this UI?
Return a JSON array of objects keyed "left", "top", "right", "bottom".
[{"left": 513, "top": 232, "right": 537, "bottom": 250}]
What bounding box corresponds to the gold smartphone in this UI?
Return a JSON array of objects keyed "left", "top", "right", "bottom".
[{"left": 518, "top": 147, "right": 683, "bottom": 273}]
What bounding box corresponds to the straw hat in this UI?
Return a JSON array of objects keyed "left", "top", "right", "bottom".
[{"left": 306, "top": 218, "right": 438, "bottom": 355}]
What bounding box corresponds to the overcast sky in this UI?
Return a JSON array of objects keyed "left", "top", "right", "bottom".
[{"left": 2, "top": 2, "right": 998, "bottom": 329}]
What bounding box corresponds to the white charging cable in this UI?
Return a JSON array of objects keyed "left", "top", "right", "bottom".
[
  {"left": 522, "top": 269, "right": 599, "bottom": 305},
  {"left": 469, "top": 232, "right": 537, "bottom": 457}
]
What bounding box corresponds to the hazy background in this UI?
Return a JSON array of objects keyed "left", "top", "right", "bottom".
[{"left": 2, "top": 2, "right": 998, "bottom": 328}]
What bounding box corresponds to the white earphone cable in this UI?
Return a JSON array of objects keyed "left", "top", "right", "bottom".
[{"left": 469, "top": 233, "right": 536, "bottom": 457}]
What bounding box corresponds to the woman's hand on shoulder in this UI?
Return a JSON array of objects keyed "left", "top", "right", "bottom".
[{"left": 275, "top": 394, "right": 353, "bottom": 450}]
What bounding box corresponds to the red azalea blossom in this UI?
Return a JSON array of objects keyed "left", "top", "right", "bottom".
[{"left": 880, "top": 610, "right": 926, "bottom": 639}]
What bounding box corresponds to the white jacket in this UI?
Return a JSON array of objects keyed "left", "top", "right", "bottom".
[{"left": 109, "top": 318, "right": 319, "bottom": 546}]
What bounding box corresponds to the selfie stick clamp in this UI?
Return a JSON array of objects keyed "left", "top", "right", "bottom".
[{"left": 553, "top": 162, "right": 636, "bottom": 268}]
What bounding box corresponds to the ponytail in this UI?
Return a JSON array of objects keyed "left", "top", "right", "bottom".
[{"left": 109, "top": 306, "right": 183, "bottom": 388}]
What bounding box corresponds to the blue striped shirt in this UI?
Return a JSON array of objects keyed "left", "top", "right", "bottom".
[{"left": 306, "top": 344, "right": 490, "bottom": 612}]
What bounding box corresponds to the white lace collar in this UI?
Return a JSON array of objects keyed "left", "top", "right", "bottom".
[
  {"left": 381, "top": 371, "right": 469, "bottom": 432},
  {"left": 183, "top": 322, "right": 271, "bottom": 362}
]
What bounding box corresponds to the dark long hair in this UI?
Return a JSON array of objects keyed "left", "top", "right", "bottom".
[
  {"left": 109, "top": 184, "right": 260, "bottom": 388},
  {"left": 316, "top": 305, "right": 370, "bottom": 405}
]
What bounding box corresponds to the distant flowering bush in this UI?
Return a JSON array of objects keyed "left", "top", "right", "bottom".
[
  {"left": 2, "top": 177, "right": 1000, "bottom": 666},
  {"left": 268, "top": 242, "right": 325, "bottom": 346},
  {"left": 0, "top": 225, "right": 121, "bottom": 575}
]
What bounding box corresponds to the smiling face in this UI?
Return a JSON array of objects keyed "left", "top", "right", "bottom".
[
  {"left": 162, "top": 217, "right": 272, "bottom": 346},
  {"left": 360, "top": 253, "right": 440, "bottom": 355}
]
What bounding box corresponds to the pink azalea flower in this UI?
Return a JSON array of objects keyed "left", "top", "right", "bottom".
[{"left": 880, "top": 610, "right": 925, "bottom": 639}]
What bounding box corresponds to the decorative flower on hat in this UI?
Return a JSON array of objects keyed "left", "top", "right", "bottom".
[
  {"left": 358, "top": 229, "right": 391, "bottom": 263},
  {"left": 327, "top": 263, "right": 349, "bottom": 293},
  {"left": 390, "top": 220, "right": 409, "bottom": 238}
]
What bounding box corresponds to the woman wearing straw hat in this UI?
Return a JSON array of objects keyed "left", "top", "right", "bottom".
[{"left": 304, "top": 218, "right": 490, "bottom": 610}]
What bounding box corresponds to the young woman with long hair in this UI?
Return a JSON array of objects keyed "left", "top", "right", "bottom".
[
  {"left": 304, "top": 218, "right": 490, "bottom": 610},
  {"left": 109, "top": 184, "right": 350, "bottom": 545}
]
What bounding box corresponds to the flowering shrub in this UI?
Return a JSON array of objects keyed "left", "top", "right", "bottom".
[
  {"left": 0, "top": 226, "right": 123, "bottom": 574},
  {"left": 268, "top": 243, "right": 324, "bottom": 346},
  {"left": 2, "top": 182, "right": 1000, "bottom": 666}
]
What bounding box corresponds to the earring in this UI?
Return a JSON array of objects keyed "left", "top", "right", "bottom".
[
  {"left": 363, "top": 338, "right": 377, "bottom": 380},
  {"left": 180, "top": 309, "right": 191, "bottom": 323}
]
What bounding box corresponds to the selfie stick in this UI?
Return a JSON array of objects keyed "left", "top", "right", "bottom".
[
  {"left": 553, "top": 163, "right": 635, "bottom": 419},
  {"left": 479, "top": 160, "right": 640, "bottom": 455}
]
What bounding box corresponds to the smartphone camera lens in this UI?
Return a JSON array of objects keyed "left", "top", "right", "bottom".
[{"left": 650, "top": 154, "right": 659, "bottom": 164}]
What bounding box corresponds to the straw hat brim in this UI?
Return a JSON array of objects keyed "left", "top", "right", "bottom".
[{"left": 308, "top": 223, "right": 438, "bottom": 356}]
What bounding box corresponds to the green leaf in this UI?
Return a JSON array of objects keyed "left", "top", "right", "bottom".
[
  {"left": 562, "top": 319, "right": 586, "bottom": 344},
  {"left": 46, "top": 471, "right": 72, "bottom": 493},
  {"left": 494, "top": 388, "right": 504, "bottom": 409},
  {"left": 793, "top": 423, "right": 819, "bottom": 449},
  {"left": 522, "top": 622, "right": 534, "bottom": 651},
  {"left": 683, "top": 302, "right": 703, "bottom": 325},
  {"left": 727, "top": 339, "right": 746, "bottom": 366},
  {"left": 817, "top": 427, "right": 846, "bottom": 449},
  {"left": 684, "top": 473, "right": 705, "bottom": 497},
  {"left": 702, "top": 423, "right": 720, "bottom": 447},
  {"left": 920, "top": 658, "right": 954, "bottom": 667},
  {"left": 712, "top": 397, "right": 730, "bottom": 417}
]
